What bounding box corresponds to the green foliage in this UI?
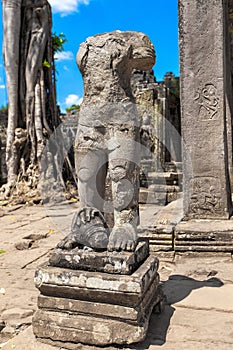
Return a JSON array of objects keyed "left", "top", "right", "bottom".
[
  {"left": 65, "top": 104, "right": 80, "bottom": 114},
  {"left": 52, "top": 32, "right": 68, "bottom": 54},
  {"left": 43, "top": 33, "right": 67, "bottom": 69},
  {"left": 0, "top": 250, "right": 6, "bottom": 254},
  {"left": 43, "top": 59, "right": 51, "bottom": 68}
]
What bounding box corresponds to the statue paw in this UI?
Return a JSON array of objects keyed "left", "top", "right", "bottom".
[
  {"left": 72, "top": 207, "right": 105, "bottom": 228},
  {"left": 57, "top": 207, "right": 109, "bottom": 251},
  {"left": 107, "top": 223, "right": 138, "bottom": 252},
  {"left": 56, "top": 234, "right": 78, "bottom": 250}
]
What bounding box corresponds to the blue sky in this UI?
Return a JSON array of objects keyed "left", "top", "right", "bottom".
[{"left": 0, "top": 0, "right": 179, "bottom": 112}]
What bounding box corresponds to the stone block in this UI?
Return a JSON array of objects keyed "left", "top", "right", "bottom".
[
  {"left": 49, "top": 241, "right": 149, "bottom": 275},
  {"left": 35, "top": 255, "right": 159, "bottom": 306},
  {"left": 33, "top": 255, "right": 164, "bottom": 346},
  {"left": 175, "top": 220, "right": 233, "bottom": 252},
  {"left": 37, "top": 272, "right": 160, "bottom": 323},
  {"left": 138, "top": 226, "right": 174, "bottom": 252},
  {"left": 147, "top": 172, "right": 180, "bottom": 185},
  {"left": 33, "top": 309, "right": 147, "bottom": 346},
  {"left": 148, "top": 184, "right": 179, "bottom": 193},
  {"left": 34, "top": 284, "right": 163, "bottom": 347}
]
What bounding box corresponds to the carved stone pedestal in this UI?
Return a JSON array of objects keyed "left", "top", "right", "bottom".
[{"left": 32, "top": 242, "right": 164, "bottom": 348}]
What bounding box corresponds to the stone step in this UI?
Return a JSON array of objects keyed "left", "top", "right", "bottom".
[
  {"left": 139, "top": 187, "right": 180, "bottom": 205},
  {"left": 175, "top": 220, "right": 233, "bottom": 252}
]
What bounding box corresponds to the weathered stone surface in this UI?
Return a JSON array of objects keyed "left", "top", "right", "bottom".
[
  {"left": 49, "top": 241, "right": 149, "bottom": 274},
  {"left": 179, "top": 0, "right": 232, "bottom": 219},
  {"left": 33, "top": 284, "right": 163, "bottom": 346},
  {"left": 133, "top": 70, "right": 181, "bottom": 175},
  {"left": 147, "top": 172, "right": 181, "bottom": 185},
  {"left": 55, "top": 31, "right": 156, "bottom": 253},
  {"left": 33, "top": 251, "right": 164, "bottom": 347},
  {"left": 33, "top": 309, "right": 147, "bottom": 346},
  {"left": 175, "top": 220, "right": 233, "bottom": 252},
  {"left": 34, "top": 255, "right": 159, "bottom": 306},
  {"left": 37, "top": 274, "right": 160, "bottom": 323},
  {"left": 1, "top": 308, "right": 34, "bottom": 321},
  {"left": 138, "top": 227, "right": 173, "bottom": 252}
]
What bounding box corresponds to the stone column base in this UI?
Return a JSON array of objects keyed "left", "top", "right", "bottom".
[{"left": 32, "top": 253, "right": 164, "bottom": 347}]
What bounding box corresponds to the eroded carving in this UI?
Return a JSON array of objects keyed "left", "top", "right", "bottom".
[
  {"left": 57, "top": 31, "right": 155, "bottom": 252},
  {"left": 195, "top": 83, "right": 219, "bottom": 120},
  {"left": 57, "top": 207, "right": 109, "bottom": 250},
  {"left": 189, "top": 177, "right": 222, "bottom": 216}
]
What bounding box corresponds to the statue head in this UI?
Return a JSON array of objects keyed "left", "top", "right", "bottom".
[{"left": 76, "top": 30, "right": 155, "bottom": 75}]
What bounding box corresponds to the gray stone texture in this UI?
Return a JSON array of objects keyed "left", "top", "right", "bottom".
[
  {"left": 32, "top": 255, "right": 163, "bottom": 346},
  {"left": 34, "top": 255, "right": 159, "bottom": 305},
  {"left": 69, "top": 31, "right": 156, "bottom": 252},
  {"left": 49, "top": 240, "right": 149, "bottom": 274},
  {"left": 179, "top": 0, "right": 232, "bottom": 219},
  {"left": 132, "top": 70, "right": 181, "bottom": 171},
  {"left": 175, "top": 219, "right": 233, "bottom": 252}
]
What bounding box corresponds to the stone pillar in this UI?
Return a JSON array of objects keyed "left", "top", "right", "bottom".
[{"left": 179, "top": 0, "right": 232, "bottom": 219}]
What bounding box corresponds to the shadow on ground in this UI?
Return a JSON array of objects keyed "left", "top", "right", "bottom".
[{"left": 127, "top": 275, "right": 224, "bottom": 349}]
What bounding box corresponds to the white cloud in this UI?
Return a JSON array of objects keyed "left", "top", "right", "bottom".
[
  {"left": 54, "top": 51, "right": 74, "bottom": 61},
  {"left": 65, "top": 94, "right": 83, "bottom": 106},
  {"left": 49, "top": 0, "right": 90, "bottom": 16},
  {"left": 0, "top": 85, "right": 6, "bottom": 89}
]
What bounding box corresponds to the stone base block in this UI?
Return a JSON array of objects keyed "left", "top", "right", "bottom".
[
  {"left": 34, "top": 255, "right": 159, "bottom": 306},
  {"left": 175, "top": 220, "right": 233, "bottom": 252},
  {"left": 139, "top": 185, "right": 180, "bottom": 205},
  {"left": 33, "top": 283, "right": 163, "bottom": 346},
  {"left": 33, "top": 255, "right": 164, "bottom": 347},
  {"left": 138, "top": 226, "right": 174, "bottom": 252},
  {"left": 49, "top": 241, "right": 149, "bottom": 275}
]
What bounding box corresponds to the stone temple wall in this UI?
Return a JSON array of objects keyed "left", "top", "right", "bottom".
[{"left": 131, "top": 69, "right": 181, "bottom": 171}]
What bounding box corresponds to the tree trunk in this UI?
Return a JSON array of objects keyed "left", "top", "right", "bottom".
[
  {"left": 1, "top": 0, "right": 77, "bottom": 204},
  {"left": 2, "top": 0, "right": 22, "bottom": 186},
  {"left": 1, "top": 0, "right": 61, "bottom": 202}
]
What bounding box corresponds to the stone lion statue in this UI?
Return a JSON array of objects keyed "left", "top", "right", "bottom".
[{"left": 58, "top": 31, "right": 155, "bottom": 252}]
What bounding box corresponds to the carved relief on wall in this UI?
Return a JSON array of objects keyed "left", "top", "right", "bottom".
[
  {"left": 188, "top": 177, "right": 222, "bottom": 217},
  {"left": 195, "top": 84, "right": 219, "bottom": 120}
]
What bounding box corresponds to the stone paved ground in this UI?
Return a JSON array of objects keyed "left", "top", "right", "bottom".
[{"left": 0, "top": 201, "right": 233, "bottom": 349}]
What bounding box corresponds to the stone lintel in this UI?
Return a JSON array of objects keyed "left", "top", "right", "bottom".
[{"left": 49, "top": 241, "right": 149, "bottom": 275}]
